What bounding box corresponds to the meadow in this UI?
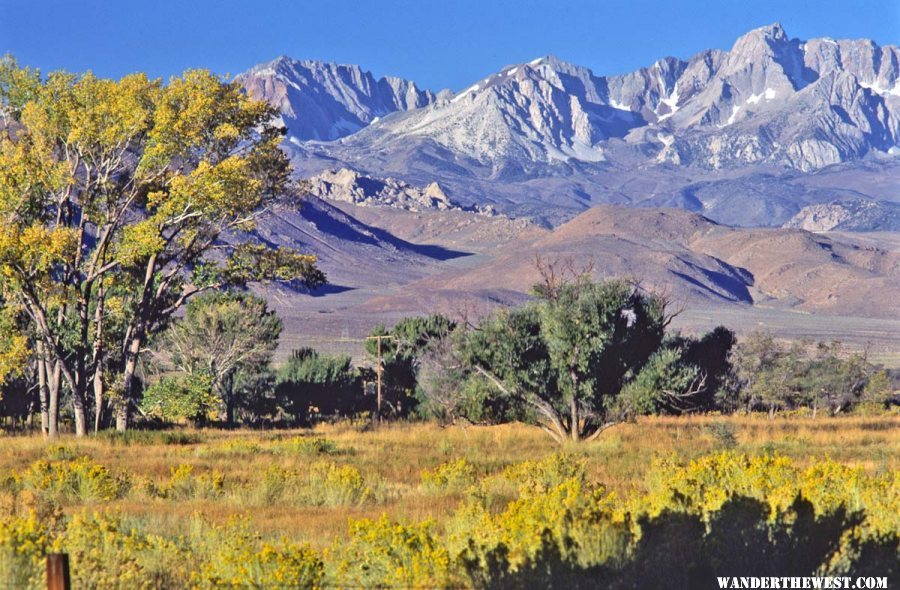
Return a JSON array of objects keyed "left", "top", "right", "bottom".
[{"left": 1, "top": 414, "right": 898, "bottom": 587}]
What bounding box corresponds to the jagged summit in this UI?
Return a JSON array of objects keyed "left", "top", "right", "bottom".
[{"left": 236, "top": 56, "right": 439, "bottom": 141}]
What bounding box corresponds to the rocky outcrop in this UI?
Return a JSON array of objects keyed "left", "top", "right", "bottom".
[
  {"left": 784, "top": 200, "right": 900, "bottom": 231},
  {"left": 305, "top": 168, "right": 495, "bottom": 214}
]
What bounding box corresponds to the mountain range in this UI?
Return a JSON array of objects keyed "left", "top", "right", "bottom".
[
  {"left": 229, "top": 24, "right": 900, "bottom": 363},
  {"left": 237, "top": 23, "right": 900, "bottom": 228}
]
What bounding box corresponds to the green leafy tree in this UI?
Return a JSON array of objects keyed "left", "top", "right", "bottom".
[
  {"left": 730, "top": 331, "right": 792, "bottom": 415},
  {"left": 0, "top": 57, "right": 325, "bottom": 435},
  {"left": 275, "top": 348, "right": 362, "bottom": 424},
  {"left": 141, "top": 372, "right": 216, "bottom": 424},
  {"left": 615, "top": 347, "right": 704, "bottom": 417},
  {"left": 731, "top": 333, "right": 883, "bottom": 417},
  {"left": 861, "top": 371, "right": 894, "bottom": 408},
  {"left": 462, "top": 277, "right": 674, "bottom": 442},
  {"left": 617, "top": 327, "right": 736, "bottom": 418},
  {"left": 796, "top": 342, "right": 869, "bottom": 416},
  {"left": 416, "top": 330, "right": 526, "bottom": 425},
  {"left": 155, "top": 290, "right": 281, "bottom": 425}
]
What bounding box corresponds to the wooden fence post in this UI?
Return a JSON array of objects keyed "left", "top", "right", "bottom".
[{"left": 46, "top": 553, "right": 71, "bottom": 590}]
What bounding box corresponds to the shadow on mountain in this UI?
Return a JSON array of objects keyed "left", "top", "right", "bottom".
[
  {"left": 670, "top": 270, "right": 752, "bottom": 303},
  {"left": 305, "top": 283, "right": 355, "bottom": 297},
  {"left": 300, "top": 198, "right": 472, "bottom": 261}
]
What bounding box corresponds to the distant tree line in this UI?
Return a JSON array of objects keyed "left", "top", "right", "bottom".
[{"left": 5, "top": 267, "right": 894, "bottom": 440}]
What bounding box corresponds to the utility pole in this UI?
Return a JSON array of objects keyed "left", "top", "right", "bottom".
[{"left": 365, "top": 334, "right": 394, "bottom": 422}]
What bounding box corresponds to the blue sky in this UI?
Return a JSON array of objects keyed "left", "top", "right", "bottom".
[{"left": 2, "top": 0, "right": 898, "bottom": 91}]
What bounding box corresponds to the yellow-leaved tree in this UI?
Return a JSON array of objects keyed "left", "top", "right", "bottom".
[{"left": 0, "top": 57, "right": 325, "bottom": 435}]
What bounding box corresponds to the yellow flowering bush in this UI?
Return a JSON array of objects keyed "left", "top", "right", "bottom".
[
  {"left": 192, "top": 518, "right": 323, "bottom": 589},
  {"left": 0, "top": 450, "right": 894, "bottom": 587},
  {"left": 273, "top": 436, "right": 341, "bottom": 456},
  {"left": 306, "top": 462, "right": 374, "bottom": 506},
  {"left": 53, "top": 511, "right": 190, "bottom": 590},
  {"left": 0, "top": 511, "right": 49, "bottom": 590},
  {"left": 17, "top": 458, "right": 129, "bottom": 503},
  {"left": 499, "top": 452, "right": 586, "bottom": 497},
  {"left": 331, "top": 515, "right": 458, "bottom": 589},
  {"left": 421, "top": 458, "right": 478, "bottom": 494},
  {"left": 158, "top": 464, "right": 224, "bottom": 500},
  {"left": 217, "top": 439, "right": 263, "bottom": 455},
  {"left": 244, "top": 462, "right": 376, "bottom": 506}
]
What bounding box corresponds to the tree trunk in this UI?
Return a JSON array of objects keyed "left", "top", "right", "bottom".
[
  {"left": 569, "top": 396, "right": 580, "bottom": 442},
  {"left": 37, "top": 342, "right": 49, "bottom": 436},
  {"left": 115, "top": 404, "right": 128, "bottom": 432},
  {"left": 72, "top": 390, "right": 87, "bottom": 437},
  {"left": 117, "top": 333, "right": 143, "bottom": 432},
  {"left": 92, "top": 279, "right": 106, "bottom": 433},
  {"left": 93, "top": 364, "right": 104, "bottom": 432},
  {"left": 568, "top": 367, "right": 580, "bottom": 442},
  {"left": 48, "top": 360, "right": 60, "bottom": 438}
]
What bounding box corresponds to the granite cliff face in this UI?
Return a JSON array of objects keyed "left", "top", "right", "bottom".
[
  {"left": 784, "top": 199, "right": 900, "bottom": 231},
  {"left": 235, "top": 57, "right": 437, "bottom": 141}
]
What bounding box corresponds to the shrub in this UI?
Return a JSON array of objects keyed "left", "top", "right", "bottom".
[
  {"left": 273, "top": 436, "right": 342, "bottom": 456},
  {"left": 158, "top": 465, "right": 224, "bottom": 500},
  {"left": 18, "top": 458, "right": 129, "bottom": 503},
  {"left": 249, "top": 466, "right": 292, "bottom": 505},
  {"left": 0, "top": 511, "right": 323, "bottom": 590},
  {"left": 330, "top": 515, "right": 458, "bottom": 588},
  {"left": 218, "top": 439, "right": 263, "bottom": 455},
  {"left": 307, "top": 462, "right": 373, "bottom": 506},
  {"left": 421, "top": 459, "right": 478, "bottom": 494},
  {"left": 43, "top": 444, "right": 79, "bottom": 461},
  {"left": 54, "top": 511, "right": 190, "bottom": 590},
  {"left": 705, "top": 422, "right": 739, "bottom": 449},
  {"left": 499, "top": 453, "right": 586, "bottom": 497},
  {"left": 192, "top": 518, "right": 323, "bottom": 589},
  {"left": 0, "top": 511, "right": 49, "bottom": 590},
  {"left": 244, "top": 463, "right": 376, "bottom": 507}
]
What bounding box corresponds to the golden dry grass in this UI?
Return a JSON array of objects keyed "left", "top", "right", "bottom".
[{"left": 2, "top": 414, "right": 897, "bottom": 549}]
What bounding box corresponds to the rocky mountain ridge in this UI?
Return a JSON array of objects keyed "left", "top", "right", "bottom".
[
  {"left": 236, "top": 57, "right": 438, "bottom": 141},
  {"left": 237, "top": 24, "right": 900, "bottom": 227}
]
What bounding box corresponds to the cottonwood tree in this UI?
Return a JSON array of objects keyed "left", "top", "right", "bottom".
[
  {"left": 155, "top": 290, "right": 282, "bottom": 425},
  {"left": 0, "top": 57, "right": 325, "bottom": 435},
  {"left": 462, "top": 276, "right": 675, "bottom": 442}
]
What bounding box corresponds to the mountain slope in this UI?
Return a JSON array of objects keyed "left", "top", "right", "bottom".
[
  {"left": 236, "top": 57, "right": 439, "bottom": 141},
  {"left": 359, "top": 206, "right": 899, "bottom": 318}
]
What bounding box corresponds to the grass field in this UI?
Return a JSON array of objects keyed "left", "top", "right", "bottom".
[{"left": 2, "top": 414, "right": 897, "bottom": 550}]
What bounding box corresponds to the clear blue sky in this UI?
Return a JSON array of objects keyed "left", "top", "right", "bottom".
[{"left": 2, "top": 0, "right": 898, "bottom": 91}]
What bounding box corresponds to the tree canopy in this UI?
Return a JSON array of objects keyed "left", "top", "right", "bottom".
[
  {"left": 461, "top": 278, "right": 676, "bottom": 442},
  {"left": 0, "top": 57, "right": 324, "bottom": 435},
  {"left": 155, "top": 290, "right": 282, "bottom": 425}
]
